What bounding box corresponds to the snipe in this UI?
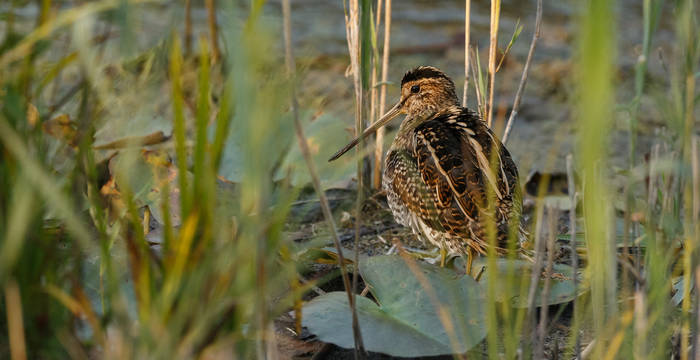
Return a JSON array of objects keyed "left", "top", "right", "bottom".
[{"left": 329, "top": 66, "right": 525, "bottom": 274}]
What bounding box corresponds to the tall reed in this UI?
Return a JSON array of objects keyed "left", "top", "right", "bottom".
[
  {"left": 373, "top": 0, "right": 392, "bottom": 189},
  {"left": 577, "top": 1, "right": 616, "bottom": 357},
  {"left": 485, "top": 0, "right": 501, "bottom": 127}
]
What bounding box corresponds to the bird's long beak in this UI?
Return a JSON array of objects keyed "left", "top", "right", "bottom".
[{"left": 328, "top": 100, "right": 403, "bottom": 162}]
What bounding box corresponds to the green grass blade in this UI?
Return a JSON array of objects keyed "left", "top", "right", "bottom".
[{"left": 169, "top": 35, "right": 191, "bottom": 217}]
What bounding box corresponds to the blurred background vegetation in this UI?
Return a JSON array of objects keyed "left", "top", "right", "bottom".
[{"left": 0, "top": 0, "right": 698, "bottom": 359}]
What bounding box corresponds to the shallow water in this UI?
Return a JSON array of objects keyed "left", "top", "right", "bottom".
[
  {"left": 274, "top": 0, "right": 676, "bottom": 175},
  {"left": 2, "top": 0, "right": 680, "bottom": 175}
]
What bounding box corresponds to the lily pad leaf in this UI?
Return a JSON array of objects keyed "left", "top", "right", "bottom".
[
  {"left": 474, "top": 258, "right": 584, "bottom": 308},
  {"left": 558, "top": 217, "right": 647, "bottom": 249},
  {"left": 275, "top": 112, "right": 361, "bottom": 188},
  {"left": 303, "top": 255, "right": 487, "bottom": 357}
]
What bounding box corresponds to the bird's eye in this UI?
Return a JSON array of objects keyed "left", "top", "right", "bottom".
[{"left": 410, "top": 85, "right": 420, "bottom": 93}]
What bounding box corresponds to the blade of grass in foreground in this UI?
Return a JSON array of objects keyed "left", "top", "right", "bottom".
[
  {"left": 679, "top": 0, "right": 698, "bottom": 358},
  {"left": 169, "top": 36, "right": 191, "bottom": 219},
  {"left": 577, "top": 1, "right": 616, "bottom": 358},
  {"left": 193, "top": 38, "right": 211, "bottom": 203},
  {"left": 620, "top": 0, "right": 662, "bottom": 299},
  {"left": 4, "top": 279, "right": 27, "bottom": 360},
  {"left": 0, "top": 118, "right": 93, "bottom": 250}
]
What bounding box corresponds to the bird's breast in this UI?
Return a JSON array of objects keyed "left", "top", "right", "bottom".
[{"left": 383, "top": 148, "right": 441, "bottom": 229}]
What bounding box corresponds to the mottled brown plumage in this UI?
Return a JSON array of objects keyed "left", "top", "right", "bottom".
[{"left": 330, "top": 66, "right": 525, "bottom": 270}]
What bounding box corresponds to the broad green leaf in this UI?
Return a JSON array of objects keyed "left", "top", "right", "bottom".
[
  {"left": 218, "top": 137, "right": 244, "bottom": 183},
  {"left": 474, "top": 258, "right": 583, "bottom": 308},
  {"left": 303, "top": 255, "right": 487, "bottom": 357},
  {"left": 275, "top": 112, "right": 363, "bottom": 188},
  {"left": 94, "top": 70, "right": 173, "bottom": 146},
  {"left": 558, "top": 216, "right": 648, "bottom": 249}
]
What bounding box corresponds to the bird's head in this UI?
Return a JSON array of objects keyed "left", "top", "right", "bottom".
[
  {"left": 398, "top": 66, "right": 460, "bottom": 120},
  {"left": 329, "top": 66, "right": 459, "bottom": 162}
]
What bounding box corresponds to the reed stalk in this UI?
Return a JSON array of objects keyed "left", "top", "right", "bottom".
[
  {"left": 373, "top": 0, "right": 392, "bottom": 189},
  {"left": 184, "top": 0, "right": 192, "bottom": 55},
  {"left": 486, "top": 0, "right": 501, "bottom": 127},
  {"left": 628, "top": 0, "right": 662, "bottom": 167},
  {"left": 4, "top": 280, "right": 27, "bottom": 360},
  {"left": 343, "top": 0, "right": 368, "bottom": 354},
  {"left": 282, "top": 0, "right": 363, "bottom": 354},
  {"left": 462, "top": 0, "right": 471, "bottom": 106},
  {"left": 535, "top": 207, "right": 557, "bottom": 359},
  {"left": 566, "top": 154, "right": 580, "bottom": 359},
  {"left": 525, "top": 201, "right": 546, "bottom": 344},
  {"left": 620, "top": 0, "right": 662, "bottom": 297},
  {"left": 689, "top": 136, "right": 700, "bottom": 360},
  {"left": 502, "top": 0, "right": 542, "bottom": 144},
  {"left": 369, "top": 0, "right": 381, "bottom": 189},
  {"left": 204, "top": 0, "right": 220, "bottom": 63},
  {"left": 470, "top": 46, "right": 485, "bottom": 118},
  {"left": 680, "top": 0, "right": 698, "bottom": 357},
  {"left": 356, "top": 1, "right": 372, "bottom": 355}
]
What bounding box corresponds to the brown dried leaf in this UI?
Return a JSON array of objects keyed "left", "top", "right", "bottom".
[
  {"left": 100, "top": 178, "right": 125, "bottom": 223},
  {"left": 27, "top": 103, "right": 39, "bottom": 128},
  {"left": 93, "top": 131, "right": 171, "bottom": 150},
  {"left": 107, "top": 149, "right": 181, "bottom": 227},
  {"left": 42, "top": 114, "right": 78, "bottom": 146}
]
